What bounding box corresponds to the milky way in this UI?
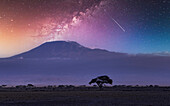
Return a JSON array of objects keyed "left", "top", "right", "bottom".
[{"left": 28, "top": 0, "right": 104, "bottom": 38}]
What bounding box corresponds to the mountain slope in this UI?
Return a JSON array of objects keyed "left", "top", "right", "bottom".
[{"left": 11, "top": 41, "right": 127, "bottom": 59}]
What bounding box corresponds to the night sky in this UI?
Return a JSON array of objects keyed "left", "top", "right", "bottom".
[{"left": 0, "top": 0, "right": 170, "bottom": 57}]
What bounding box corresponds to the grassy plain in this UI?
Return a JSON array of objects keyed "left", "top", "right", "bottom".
[{"left": 0, "top": 90, "right": 170, "bottom": 106}]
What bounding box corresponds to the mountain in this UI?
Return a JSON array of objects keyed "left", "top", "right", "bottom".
[
  {"left": 1, "top": 41, "right": 170, "bottom": 86},
  {"left": 11, "top": 41, "right": 127, "bottom": 59}
]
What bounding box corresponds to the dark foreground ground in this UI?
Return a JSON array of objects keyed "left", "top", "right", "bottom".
[{"left": 0, "top": 90, "right": 170, "bottom": 106}]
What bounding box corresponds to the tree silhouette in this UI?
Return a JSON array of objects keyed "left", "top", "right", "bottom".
[
  {"left": 27, "top": 84, "right": 34, "bottom": 89},
  {"left": 89, "top": 75, "right": 112, "bottom": 89}
]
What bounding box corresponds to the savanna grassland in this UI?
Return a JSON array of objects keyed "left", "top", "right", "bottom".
[{"left": 0, "top": 90, "right": 170, "bottom": 106}]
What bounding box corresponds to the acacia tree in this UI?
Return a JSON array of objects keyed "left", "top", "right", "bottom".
[{"left": 89, "top": 75, "right": 112, "bottom": 89}]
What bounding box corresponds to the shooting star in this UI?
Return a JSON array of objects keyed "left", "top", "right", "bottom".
[
  {"left": 111, "top": 18, "right": 126, "bottom": 32},
  {"left": 104, "top": 9, "right": 126, "bottom": 32}
]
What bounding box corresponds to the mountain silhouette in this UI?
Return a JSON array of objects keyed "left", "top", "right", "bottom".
[{"left": 11, "top": 41, "right": 127, "bottom": 59}]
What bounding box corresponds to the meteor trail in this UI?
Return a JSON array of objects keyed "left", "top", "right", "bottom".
[
  {"left": 104, "top": 9, "right": 126, "bottom": 32},
  {"left": 111, "top": 18, "right": 126, "bottom": 32}
]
